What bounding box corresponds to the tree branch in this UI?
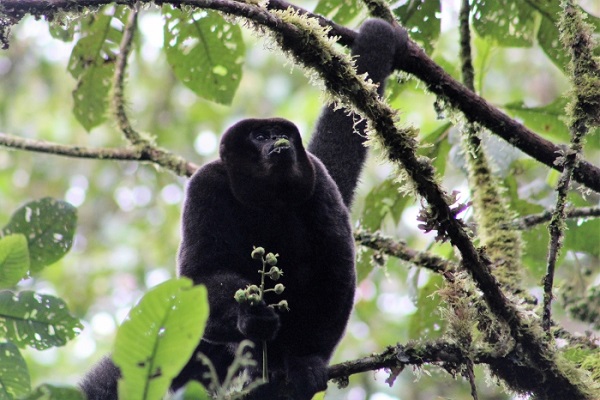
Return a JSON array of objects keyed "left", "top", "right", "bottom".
[
  {"left": 543, "top": 0, "right": 598, "bottom": 333},
  {"left": 0, "top": 133, "right": 198, "bottom": 176},
  {"left": 506, "top": 206, "right": 600, "bottom": 230},
  {"left": 354, "top": 230, "right": 457, "bottom": 278},
  {"left": 112, "top": 7, "right": 145, "bottom": 146}
]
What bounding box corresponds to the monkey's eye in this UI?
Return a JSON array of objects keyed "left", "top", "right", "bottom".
[{"left": 253, "top": 133, "right": 267, "bottom": 141}]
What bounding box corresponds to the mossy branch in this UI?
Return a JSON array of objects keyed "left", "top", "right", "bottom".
[
  {"left": 112, "top": 7, "right": 146, "bottom": 146},
  {"left": 542, "top": 0, "right": 599, "bottom": 333},
  {"left": 0, "top": 132, "right": 199, "bottom": 176},
  {"left": 354, "top": 229, "right": 457, "bottom": 277},
  {"left": 505, "top": 206, "right": 600, "bottom": 230},
  {"left": 457, "top": 0, "right": 523, "bottom": 292}
]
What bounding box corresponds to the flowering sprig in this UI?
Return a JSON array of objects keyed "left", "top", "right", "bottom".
[{"left": 234, "top": 246, "right": 289, "bottom": 382}]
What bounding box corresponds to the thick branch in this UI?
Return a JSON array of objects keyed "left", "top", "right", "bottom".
[
  {"left": 0, "top": 133, "right": 198, "bottom": 176},
  {"left": 327, "top": 341, "right": 495, "bottom": 381}
]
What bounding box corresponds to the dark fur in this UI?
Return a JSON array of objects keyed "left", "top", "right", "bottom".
[{"left": 80, "top": 19, "right": 402, "bottom": 400}]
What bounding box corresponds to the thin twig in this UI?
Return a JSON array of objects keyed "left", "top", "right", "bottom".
[{"left": 506, "top": 207, "right": 600, "bottom": 230}]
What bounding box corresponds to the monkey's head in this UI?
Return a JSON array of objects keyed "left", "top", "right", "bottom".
[{"left": 220, "top": 118, "right": 316, "bottom": 208}]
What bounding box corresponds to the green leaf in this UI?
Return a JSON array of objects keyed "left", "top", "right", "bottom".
[
  {"left": 67, "top": 7, "right": 129, "bottom": 131},
  {"left": 537, "top": 13, "right": 569, "bottom": 72},
  {"left": 0, "top": 342, "right": 30, "bottom": 398},
  {"left": 361, "top": 178, "right": 412, "bottom": 231},
  {"left": 0, "top": 234, "right": 29, "bottom": 288},
  {"left": 314, "top": 0, "right": 362, "bottom": 25},
  {"left": 172, "top": 381, "right": 211, "bottom": 400},
  {"left": 20, "top": 384, "right": 85, "bottom": 400},
  {"left": 114, "top": 278, "right": 209, "bottom": 400},
  {"left": 163, "top": 7, "right": 245, "bottom": 105},
  {"left": 536, "top": 3, "right": 600, "bottom": 71},
  {"left": 0, "top": 291, "right": 82, "bottom": 350},
  {"left": 408, "top": 274, "right": 444, "bottom": 340},
  {"left": 48, "top": 20, "right": 78, "bottom": 42},
  {"left": 419, "top": 122, "right": 452, "bottom": 178},
  {"left": 503, "top": 98, "right": 569, "bottom": 143},
  {"left": 564, "top": 219, "right": 600, "bottom": 258},
  {"left": 471, "top": 0, "right": 536, "bottom": 47},
  {"left": 1, "top": 198, "right": 77, "bottom": 273},
  {"left": 393, "top": 0, "right": 441, "bottom": 54}
]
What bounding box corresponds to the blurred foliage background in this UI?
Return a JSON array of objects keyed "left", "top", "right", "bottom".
[{"left": 1, "top": 0, "right": 599, "bottom": 399}]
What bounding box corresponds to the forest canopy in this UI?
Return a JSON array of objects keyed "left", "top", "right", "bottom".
[{"left": 0, "top": 0, "right": 599, "bottom": 399}]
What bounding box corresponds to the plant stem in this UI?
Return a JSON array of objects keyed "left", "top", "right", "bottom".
[{"left": 260, "top": 257, "right": 268, "bottom": 382}]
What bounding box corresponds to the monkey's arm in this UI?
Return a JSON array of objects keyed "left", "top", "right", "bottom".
[
  {"left": 308, "top": 19, "right": 406, "bottom": 208},
  {"left": 177, "top": 164, "right": 280, "bottom": 344}
]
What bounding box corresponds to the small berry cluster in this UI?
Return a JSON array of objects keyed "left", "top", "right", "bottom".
[{"left": 234, "top": 246, "right": 289, "bottom": 311}]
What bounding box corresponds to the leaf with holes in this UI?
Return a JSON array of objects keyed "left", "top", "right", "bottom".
[
  {"left": 315, "top": 0, "right": 362, "bottom": 25},
  {"left": 163, "top": 7, "right": 245, "bottom": 105},
  {"left": 471, "top": 0, "right": 536, "bottom": 47},
  {"left": 393, "top": 0, "right": 441, "bottom": 54},
  {"left": 504, "top": 98, "right": 569, "bottom": 143},
  {"left": 2, "top": 197, "right": 77, "bottom": 273},
  {"left": 0, "top": 234, "right": 30, "bottom": 288},
  {"left": 68, "top": 6, "right": 130, "bottom": 131},
  {"left": 115, "top": 278, "right": 209, "bottom": 400},
  {"left": 0, "top": 342, "right": 31, "bottom": 398},
  {"left": 0, "top": 290, "right": 82, "bottom": 350}
]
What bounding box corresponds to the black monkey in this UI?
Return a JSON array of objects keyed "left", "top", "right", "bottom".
[{"left": 80, "top": 19, "right": 403, "bottom": 400}]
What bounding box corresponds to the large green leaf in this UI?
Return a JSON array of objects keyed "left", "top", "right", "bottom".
[
  {"left": 472, "top": 0, "right": 536, "bottom": 47},
  {"left": 0, "top": 291, "right": 82, "bottom": 350},
  {"left": 1, "top": 198, "right": 77, "bottom": 273},
  {"left": 314, "top": 0, "right": 362, "bottom": 25},
  {"left": 163, "top": 7, "right": 245, "bottom": 105},
  {"left": 20, "top": 384, "right": 85, "bottom": 400},
  {"left": 0, "top": 234, "right": 29, "bottom": 288},
  {"left": 0, "top": 342, "right": 30, "bottom": 399},
  {"left": 472, "top": 0, "right": 600, "bottom": 71},
  {"left": 393, "top": 0, "right": 441, "bottom": 54},
  {"left": 361, "top": 178, "right": 412, "bottom": 231},
  {"left": 114, "top": 278, "right": 209, "bottom": 400},
  {"left": 67, "top": 6, "right": 129, "bottom": 131},
  {"left": 503, "top": 98, "right": 569, "bottom": 144},
  {"left": 530, "top": 0, "right": 600, "bottom": 72}
]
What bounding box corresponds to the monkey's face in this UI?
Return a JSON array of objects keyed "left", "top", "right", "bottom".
[
  {"left": 220, "top": 118, "right": 304, "bottom": 174},
  {"left": 220, "top": 118, "right": 315, "bottom": 208},
  {"left": 249, "top": 128, "right": 296, "bottom": 167}
]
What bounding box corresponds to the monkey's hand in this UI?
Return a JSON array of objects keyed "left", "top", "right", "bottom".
[{"left": 237, "top": 301, "right": 280, "bottom": 341}]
